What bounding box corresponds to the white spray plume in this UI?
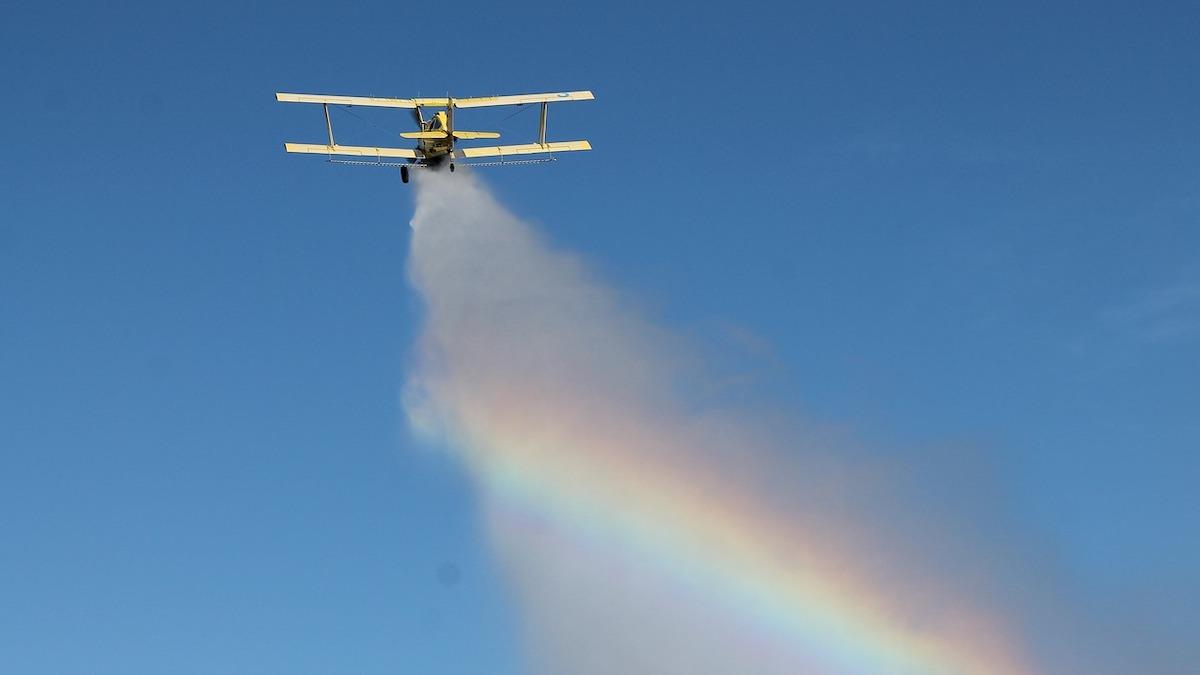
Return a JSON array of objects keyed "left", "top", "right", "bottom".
[{"left": 401, "top": 170, "right": 1151, "bottom": 675}]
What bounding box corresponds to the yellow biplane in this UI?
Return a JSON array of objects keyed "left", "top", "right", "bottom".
[{"left": 276, "top": 90, "right": 593, "bottom": 183}]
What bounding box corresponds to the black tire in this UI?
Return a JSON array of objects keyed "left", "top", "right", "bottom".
[
  {"left": 449, "top": 162, "right": 456, "bottom": 172},
  {"left": 400, "top": 165, "right": 410, "bottom": 183}
]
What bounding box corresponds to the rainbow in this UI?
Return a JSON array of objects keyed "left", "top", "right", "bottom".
[{"left": 420, "top": 395, "right": 1033, "bottom": 675}]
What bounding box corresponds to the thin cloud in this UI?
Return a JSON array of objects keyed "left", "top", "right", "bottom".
[{"left": 1101, "top": 279, "right": 1200, "bottom": 343}]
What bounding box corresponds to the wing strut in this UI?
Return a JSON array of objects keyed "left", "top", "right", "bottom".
[
  {"left": 323, "top": 104, "right": 335, "bottom": 146},
  {"left": 538, "top": 102, "right": 548, "bottom": 146}
]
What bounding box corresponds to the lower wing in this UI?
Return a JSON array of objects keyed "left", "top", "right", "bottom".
[
  {"left": 283, "top": 143, "right": 418, "bottom": 158},
  {"left": 455, "top": 141, "right": 591, "bottom": 159}
]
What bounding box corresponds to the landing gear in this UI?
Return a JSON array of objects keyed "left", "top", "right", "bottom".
[
  {"left": 449, "top": 162, "right": 455, "bottom": 172},
  {"left": 400, "top": 165, "right": 410, "bottom": 183}
]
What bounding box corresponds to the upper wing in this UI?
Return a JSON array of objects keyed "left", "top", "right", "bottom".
[
  {"left": 277, "top": 91, "right": 592, "bottom": 109},
  {"left": 276, "top": 92, "right": 420, "bottom": 109},
  {"left": 456, "top": 140, "right": 591, "bottom": 159},
  {"left": 453, "top": 91, "right": 594, "bottom": 109},
  {"left": 284, "top": 142, "right": 418, "bottom": 158}
]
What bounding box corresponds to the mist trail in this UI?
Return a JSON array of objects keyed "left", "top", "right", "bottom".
[{"left": 402, "top": 170, "right": 1035, "bottom": 675}]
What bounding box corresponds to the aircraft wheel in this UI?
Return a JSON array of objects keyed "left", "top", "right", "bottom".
[
  {"left": 449, "top": 162, "right": 456, "bottom": 173},
  {"left": 400, "top": 165, "right": 410, "bottom": 183}
]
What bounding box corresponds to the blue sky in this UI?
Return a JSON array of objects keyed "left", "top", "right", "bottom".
[{"left": 2, "top": 1, "right": 1198, "bottom": 673}]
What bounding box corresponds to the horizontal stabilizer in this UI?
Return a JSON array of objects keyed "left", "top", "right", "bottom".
[
  {"left": 454, "top": 91, "right": 594, "bottom": 108},
  {"left": 284, "top": 142, "right": 417, "bottom": 158},
  {"left": 398, "top": 130, "right": 501, "bottom": 140},
  {"left": 452, "top": 130, "right": 501, "bottom": 140},
  {"left": 456, "top": 140, "right": 591, "bottom": 159}
]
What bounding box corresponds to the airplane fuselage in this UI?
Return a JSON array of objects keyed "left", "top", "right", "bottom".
[{"left": 417, "top": 111, "right": 453, "bottom": 162}]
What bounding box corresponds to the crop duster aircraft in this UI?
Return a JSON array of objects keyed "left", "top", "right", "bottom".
[{"left": 276, "top": 90, "right": 593, "bottom": 183}]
